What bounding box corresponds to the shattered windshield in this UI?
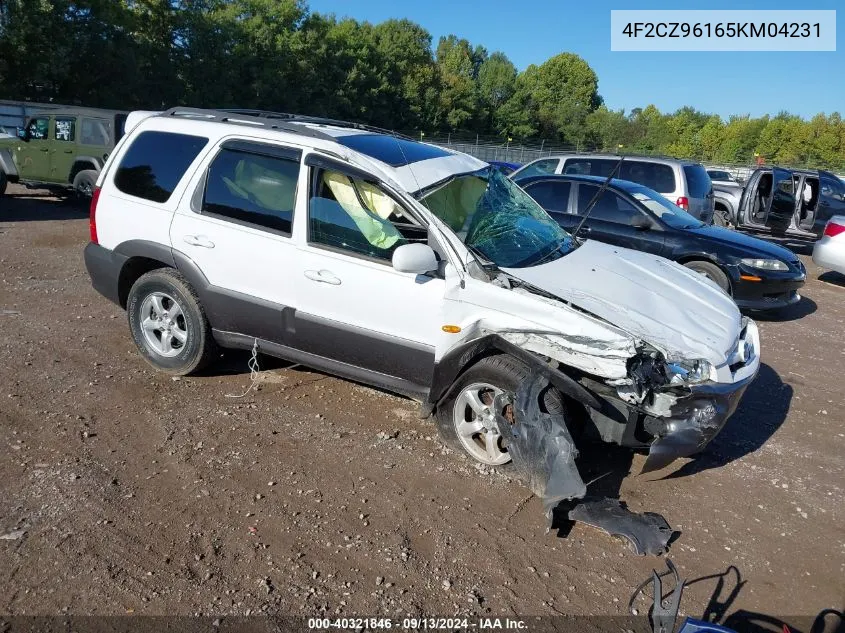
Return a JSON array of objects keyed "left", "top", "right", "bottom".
[{"left": 420, "top": 167, "right": 574, "bottom": 268}]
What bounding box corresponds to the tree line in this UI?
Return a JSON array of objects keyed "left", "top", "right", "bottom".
[{"left": 1, "top": 0, "right": 843, "bottom": 170}]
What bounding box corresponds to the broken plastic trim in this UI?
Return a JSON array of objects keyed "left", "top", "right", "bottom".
[
  {"left": 496, "top": 374, "right": 679, "bottom": 556},
  {"left": 493, "top": 373, "right": 587, "bottom": 524},
  {"left": 569, "top": 498, "right": 677, "bottom": 556}
]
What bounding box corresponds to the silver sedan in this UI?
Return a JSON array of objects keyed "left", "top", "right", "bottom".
[{"left": 812, "top": 215, "right": 845, "bottom": 275}]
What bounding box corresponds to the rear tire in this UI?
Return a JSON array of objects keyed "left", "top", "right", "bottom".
[
  {"left": 0, "top": 170, "right": 7, "bottom": 196},
  {"left": 72, "top": 169, "right": 97, "bottom": 199},
  {"left": 683, "top": 260, "right": 731, "bottom": 294},
  {"left": 713, "top": 207, "right": 730, "bottom": 228},
  {"left": 127, "top": 268, "right": 216, "bottom": 376},
  {"left": 435, "top": 355, "right": 565, "bottom": 466}
]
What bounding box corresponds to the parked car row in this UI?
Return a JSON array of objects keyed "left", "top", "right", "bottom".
[
  {"left": 712, "top": 166, "right": 845, "bottom": 238},
  {"left": 0, "top": 107, "right": 127, "bottom": 198},
  {"left": 512, "top": 154, "right": 716, "bottom": 224},
  {"left": 513, "top": 173, "right": 806, "bottom": 311}
]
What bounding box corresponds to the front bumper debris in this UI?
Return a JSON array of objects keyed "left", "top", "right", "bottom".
[
  {"left": 495, "top": 374, "right": 679, "bottom": 556},
  {"left": 642, "top": 372, "right": 757, "bottom": 473},
  {"left": 568, "top": 498, "right": 677, "bottom": 556},
  {"left": 493, "top": 374, "right": 586, "bottom": 524}
]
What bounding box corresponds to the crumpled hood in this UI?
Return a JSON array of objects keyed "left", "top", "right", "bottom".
[{"left": 503, "top": 240, "right": 742, "bottom": 364}]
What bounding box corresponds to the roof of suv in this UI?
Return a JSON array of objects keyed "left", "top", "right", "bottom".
[
  {"left": 531, "top": 153, "right": 703, "bottom": 167},
  {"left": 130, "top": 107, "right": 485, "bottom": 195}
]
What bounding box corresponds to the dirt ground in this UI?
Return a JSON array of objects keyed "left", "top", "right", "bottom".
[{"left": 1, "top": 184, "right": 843, "bottom": 630}]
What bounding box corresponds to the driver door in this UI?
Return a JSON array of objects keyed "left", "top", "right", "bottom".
[
  {"left": 291, "top": 156, "right": 444, "bottom": 396},
  {"left": 16, "top": 116, "right": 52, "bottom": 180},
  {"left": 763, "top": 167, "right": 796, "bottom": 232}
]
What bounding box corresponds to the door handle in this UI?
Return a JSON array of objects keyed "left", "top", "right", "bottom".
[
  {"left": 304, "top": 269, "right": 341, "bottom": 285},
  {"left": 183, "top": 235, "right": 215, "bottom": 248},
  {"left": 64, "top": 149, "right": 73, "bottom": 154}
]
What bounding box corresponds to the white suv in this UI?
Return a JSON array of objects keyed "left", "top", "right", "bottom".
[{"left": 85, "top": 108, "right": 759, "bottom": 476}]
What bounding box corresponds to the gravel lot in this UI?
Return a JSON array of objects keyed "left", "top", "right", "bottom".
[{"left": 1, "top": 184, "right": 843, "bottom": 628}]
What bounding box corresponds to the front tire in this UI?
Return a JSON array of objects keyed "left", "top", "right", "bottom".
[
  {"left": 683, "top": 260, "right": 731, "bottom": 294},
  {"left": 127, "top": 268, "right": 216, "bottom": 375},
  {"left": 435, "top": 355, "right": 564, "bottom": 466}
]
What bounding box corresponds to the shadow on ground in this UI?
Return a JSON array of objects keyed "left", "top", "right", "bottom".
[
  {"left": 818, "top": 271, "right": 845, "bottom": 288},
  {"left": 1, "top": 190, "right": 88, "bottom": 222},
  {"left": 749, "top": 295, "right": 817, "bottom": 322}
]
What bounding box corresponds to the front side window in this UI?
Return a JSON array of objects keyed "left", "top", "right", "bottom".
[
  {"left": 26, "top": 118, "right": 49, "bottom": 140},
  {"left": 81, "top": 118, "right": 111, "bottom": 146},
  {"left": 576, "top": 184, "right": 642, "bottom": 225},
  {"left": 515, "top": 158, "right": 559, "bottom": 179},
  {"left": 114, "top": 131, "right": 208, "bottom": 203},
  {"left": 203, "top": 148, "right": 300, "bottom": 235},
  {"left": 821, "top": 177, "right": 845, "bottom": 200},
  {"left": 55, "top": 118, "right": 75, "bottom": 142},
  {"left": 421, "top": 167, "right": 573, "bottom": 268},
  {"left": 309, "top": 168, "right": 426, "bottom": 262}
]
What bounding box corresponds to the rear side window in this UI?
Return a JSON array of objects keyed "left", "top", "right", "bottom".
[
  {"left": 524, "top": 181, "right": 571, "bottom": 213},
  {"left": 81, "top": 118, "right": 110, "bottom": 146},
  {"left": 682, "top": 164, "right": 712, "bottom": 197},
  {"left": 620, "top": 161, "right": 676, "bottom": 193},
  {"left": 516, "top": 158, "right": 559, "bottom": 179},
  {"left": 114, "top": 131, "right": 208, "bottom": 203},
  {"left": 55, "top": 118, "right": 75, "bottom": 142},
  {"left": 203, "top": 148, "right": 300, "bottom": 235},
  {"left": 564, "top": 158, "right": 617, "bottom": 176}
]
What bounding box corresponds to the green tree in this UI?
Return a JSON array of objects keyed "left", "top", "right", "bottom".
[
  {"left": 476, "top": 51, "right": 517, "bottom": 135},
  {"left": 434, "top": 35, "right": 479, "bottom": 130},
  {"left": 526, "top": 53, "right": 601, "bottom": 146}
]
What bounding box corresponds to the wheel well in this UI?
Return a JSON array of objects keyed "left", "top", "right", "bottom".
[
  {"left": 69, "top": 161, "right": 98, "bottom": 184},
  {"left": 676, "top": 256, "right": 733, "bottom": 293},
  {"left": 118, "top": 257, "right": 170, "bottom": 308}
]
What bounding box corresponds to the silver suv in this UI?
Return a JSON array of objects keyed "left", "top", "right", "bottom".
[{"left": 512, "top": 154, "right": 715, "bottom": 223}]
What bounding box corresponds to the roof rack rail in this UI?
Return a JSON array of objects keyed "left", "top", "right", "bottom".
[
  {"left": 160, "top": 107, "right": 337, "bottom": 142},
  {"left": 220, "top": 108, "right": 415, "bottom": 141}
]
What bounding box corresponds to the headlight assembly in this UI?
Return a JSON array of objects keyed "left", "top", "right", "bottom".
[
  {"left": 740, "top": 258, "right": 788, "bottom": 271},
  {"left": 665, "top": 359, "right": 715, "bottom": 385}
]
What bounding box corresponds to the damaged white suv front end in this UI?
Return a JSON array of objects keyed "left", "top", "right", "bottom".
[{"left": 418, "top": 167, "right": 760, "bottom": 475}]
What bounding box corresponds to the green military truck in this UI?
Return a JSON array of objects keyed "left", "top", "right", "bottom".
[{"left": 0, "top": 107, "right": 127, "bottom": 198}]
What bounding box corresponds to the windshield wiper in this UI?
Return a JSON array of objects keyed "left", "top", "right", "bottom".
[{"left": 571, "top": 158, "right": 625, "bottom": 244}]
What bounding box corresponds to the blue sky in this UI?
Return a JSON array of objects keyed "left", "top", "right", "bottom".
[{"left": 306, "top": 0, "right": 843, "bottom": 120}]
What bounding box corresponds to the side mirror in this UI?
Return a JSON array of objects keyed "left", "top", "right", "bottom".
[
  {"left": 392, "top": 243, "right": 438, "bottom": 275},
  {"left": 632, "top": 215, "right": 652, "bottom": 230},
  {"left": 16, "top": 128, "right": 28, "bottom": 141}
]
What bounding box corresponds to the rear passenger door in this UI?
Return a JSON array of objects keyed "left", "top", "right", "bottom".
[
  {"left": 51, "top": 116, "right": 77, "bottom": 182},
  {"left": 169, "top": 139, "right": 303, "bottom": 345},
  {"left": 570, "top": 183, "right": 666, "bottom": 256}
]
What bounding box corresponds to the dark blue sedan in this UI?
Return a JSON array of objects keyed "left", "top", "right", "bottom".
[{"left": 515, "top": 174, "right": 806, "bottom": 311}]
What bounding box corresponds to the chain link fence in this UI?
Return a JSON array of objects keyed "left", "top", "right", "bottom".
[{"left": 417, "top": 132, "right": 845, "bottom": 182}]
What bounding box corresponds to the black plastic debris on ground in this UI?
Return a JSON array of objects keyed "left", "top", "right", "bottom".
[
  {"left": 495, "top": 373, "right": 678, "bottom": 556},
  {"left": 568, "top": 497, "right": 678, "bottom": 556}
]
